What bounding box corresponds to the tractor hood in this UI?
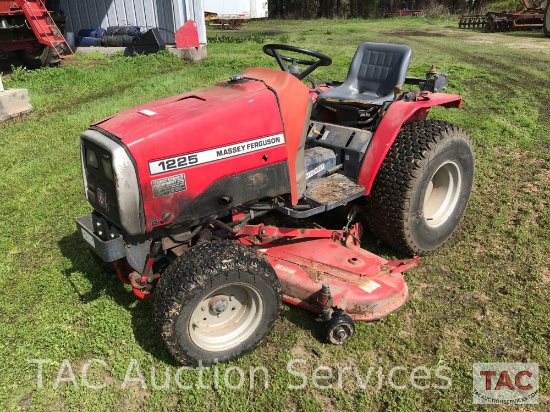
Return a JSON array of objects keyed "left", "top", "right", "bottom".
[
  {"left": 84, "top": 69, "right": 313, "bottom": 234},
  {"left": 86, "top": 74, "right": 292, "bottom": 233},
  {"left": 93, "top": 79, "right": 281, "bottom": 153}
]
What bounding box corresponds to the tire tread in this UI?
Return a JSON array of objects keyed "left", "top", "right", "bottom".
[
  {"left": 365, "top": 120, "right": 474, "bottom": 255},
  {"left": 154, "top": 240, "right": 282, "bottom": 365}
]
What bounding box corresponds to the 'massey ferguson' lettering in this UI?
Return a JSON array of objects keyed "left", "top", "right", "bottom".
[
  {"left": 149, "top": 134, "right": 285, "bottom": 175},
  {"left": 217, "top": 146, "right": 243, "bottom": 157},
  {"left": 245, "top": 136, "right": 282, "bottom": 151},
  {"left": 215, "top": 137, "right": 282, "bottom": 158}
]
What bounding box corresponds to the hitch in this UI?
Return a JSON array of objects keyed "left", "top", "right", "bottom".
[{"left": 405, "top": 66, "right": 448, "bottom": 93}]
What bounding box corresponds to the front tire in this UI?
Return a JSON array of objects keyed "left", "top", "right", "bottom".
[
  {"left": 154, "top": 240, "right": 282, "bottom": 365},
  {"left": 365, "top": 120, "right": 475, "bottom": 255}
]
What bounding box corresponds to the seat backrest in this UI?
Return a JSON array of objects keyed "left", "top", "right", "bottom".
[{"left": 343, "top": 42, "right": 412, "bottom": 99}]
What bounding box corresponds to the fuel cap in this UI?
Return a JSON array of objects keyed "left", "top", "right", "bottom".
[{"left": 229, "top": 74, "right": 246, "bottom": 83}]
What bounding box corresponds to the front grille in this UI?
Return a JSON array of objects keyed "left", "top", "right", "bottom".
[
  {"left": 80, "top": 128, "right": 144, "bottom": 236},
  {"left": 82, "top": 140, "right": 121, "bottom": 229}
]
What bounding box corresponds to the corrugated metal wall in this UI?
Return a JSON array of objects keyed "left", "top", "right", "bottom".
[{"left": 60, "top": 0, "right": 206, "bottom": 44}]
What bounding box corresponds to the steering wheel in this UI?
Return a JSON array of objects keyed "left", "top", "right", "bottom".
[{"left": 262, "top": 44, "right": 332, "bottom": 81}]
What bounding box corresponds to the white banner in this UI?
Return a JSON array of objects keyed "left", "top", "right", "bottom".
[{"left": 148, "top": 133, "right": 285, "bottom": 175}]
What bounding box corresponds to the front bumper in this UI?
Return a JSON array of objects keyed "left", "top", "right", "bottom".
[{"left": 76, "top": 214, "right": 126, "bottom": 262}]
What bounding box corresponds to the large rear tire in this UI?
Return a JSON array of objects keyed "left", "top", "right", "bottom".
[
  {"left": 365, "top": 120, "right": 475, "bottom": 255},
  {"left": 154, "top": 240, "right": 282, "bottom": 365},
  {"left": 544, "top": 2, "right": 550, "bottom": 38},
  {"left": 16, "top": 45, "right": 61, "bottom": 69}
]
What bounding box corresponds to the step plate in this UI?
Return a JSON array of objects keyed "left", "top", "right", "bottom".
[{"left": 304, "top": 173, "right": 365, "bottom": 211}]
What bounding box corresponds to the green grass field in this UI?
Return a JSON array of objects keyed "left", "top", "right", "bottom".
[{"left": 0, "top": 17, "right": 548, "bottom": 411}]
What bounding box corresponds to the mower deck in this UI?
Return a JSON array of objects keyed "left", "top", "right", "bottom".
[{"left": 236, "top": 223, "right": 418, "bottom": 320}]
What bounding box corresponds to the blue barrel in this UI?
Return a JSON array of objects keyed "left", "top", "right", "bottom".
[
  {"left": 76, "top": 37, "right": 103, "bottom": 47},
  {"left": 78, "top": 29, "right": 94, "bottom": 37}
]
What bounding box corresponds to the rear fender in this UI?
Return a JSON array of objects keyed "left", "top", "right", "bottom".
[{"left": 357, "top": 93, "right": 462, "bottom": 194}]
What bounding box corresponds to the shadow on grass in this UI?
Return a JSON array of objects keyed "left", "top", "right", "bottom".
[
  {"left": 0, "top": 52, "right": 25, "bottom": 74},
  {"left": 282, "top": 305, "right": 327, "bottom": 343},
  {"left": 58, "top": 231, "right": 179, "bottom": 366},
  {"left": 503, "top": 31, "right": 548, "bottom": 39}
]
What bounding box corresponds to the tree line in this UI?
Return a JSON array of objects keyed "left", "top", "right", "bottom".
[{"left": 267, "top": 0, "right": 490, "bottom": 19}]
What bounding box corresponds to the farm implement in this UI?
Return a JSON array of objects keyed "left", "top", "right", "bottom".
[
  {"left": 0, "top": 0, "right": 72, "bottom": 67},
  {"left": 459, "top": 0, "right": 545, "bottom": 32}
]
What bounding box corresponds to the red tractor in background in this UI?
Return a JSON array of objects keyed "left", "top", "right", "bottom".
[
  {"left": 76, "top": 42, "right": 475, "bottom": 365},
  {"left": 0, "top": 0, "right": 72, "bottom": 68}
]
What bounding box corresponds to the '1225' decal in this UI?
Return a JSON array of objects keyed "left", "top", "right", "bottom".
[{"left": 154, "top": 154, "right": 198, "bottom": 172}]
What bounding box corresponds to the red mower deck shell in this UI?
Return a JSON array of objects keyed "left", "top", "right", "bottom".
[{"left": 236, "top": 224, "right": 418, "bottom": 320}]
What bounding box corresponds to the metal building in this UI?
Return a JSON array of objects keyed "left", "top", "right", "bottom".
[{"left": 59, "top": 0, "right": 206, "bottom": 44}]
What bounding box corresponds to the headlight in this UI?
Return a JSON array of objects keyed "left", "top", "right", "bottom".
[
  {"left": 102, "top": 158, "right": 114, "bottom": 181},
  {"left": 86, "top": 149, "right": 98, "bottom": 169}
]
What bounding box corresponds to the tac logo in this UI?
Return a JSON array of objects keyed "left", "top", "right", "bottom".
[{"left": 473, "top": 363, "right": 539, "bottom": 405}]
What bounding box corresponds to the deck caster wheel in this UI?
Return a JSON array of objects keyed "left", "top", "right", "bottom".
[{"left": 325, "top": 312, "right": 355, "bottom": 345}]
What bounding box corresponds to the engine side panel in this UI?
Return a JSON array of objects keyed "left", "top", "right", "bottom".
[{"left": 172, "top": 162, "right": 291, "bottom": 225}]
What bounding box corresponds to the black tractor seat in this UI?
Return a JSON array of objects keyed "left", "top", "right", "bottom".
[{"left": 317, "top": 42, "right": 412, "bottom": 107}]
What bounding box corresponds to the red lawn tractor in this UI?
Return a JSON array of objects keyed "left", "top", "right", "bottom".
[{"left": 76, "top": 43, "right": 475, "bottom": 365}]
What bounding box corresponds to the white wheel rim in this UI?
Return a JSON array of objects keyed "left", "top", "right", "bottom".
[
  {"left": 188, "top": 283, "right": 263, "bottom": 352},
  {"left": 423, "top": 161, "right": 462, "bottom": 227}
]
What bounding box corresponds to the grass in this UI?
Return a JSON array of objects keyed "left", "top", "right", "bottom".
[{"left": 0, "top": 17, "right": 549, "bottom": 411}]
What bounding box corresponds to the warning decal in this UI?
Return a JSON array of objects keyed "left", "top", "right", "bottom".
[
  {"left": 152, "top": 174, "right": 187, "bottom": 197},
  {"left": 359, "top": 280, "right": 382, "bottom": 293}
]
